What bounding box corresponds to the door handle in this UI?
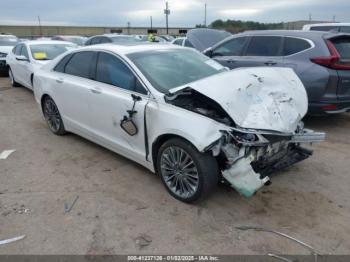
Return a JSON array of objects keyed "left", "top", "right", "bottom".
[
  {"left": 90, "top": 87, "right": 102, "bottom": 94},
  {"left": 227, "top": 59, "right": 236, "bottom": 63},
  {"left": 56, "top": 78, "right": 64, "bottom": 84},
  {"left": 264, "top": 61, "right": 277, "bottom": 66}
]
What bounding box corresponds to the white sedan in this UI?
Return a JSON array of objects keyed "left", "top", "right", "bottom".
[
  {"left": 33, "top": 44, "right": 325, "bottom": 202},
  {"left": 6, "top": 40, "right": 76, "bottom": 89}
]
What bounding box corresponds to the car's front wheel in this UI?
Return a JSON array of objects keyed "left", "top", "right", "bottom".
[
  {"left": 42, "top": 96, "right": 66, "bottom": 135},
  {"left": 157, "top": 138, "right": 219, "bottom": 203},
  {"left": 9, "top": 68, "right": 20, "bottom": 87}
]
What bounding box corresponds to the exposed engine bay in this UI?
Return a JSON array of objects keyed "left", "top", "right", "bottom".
[{"left": 166, "top": 89, "right": 326, "bottom": 197}]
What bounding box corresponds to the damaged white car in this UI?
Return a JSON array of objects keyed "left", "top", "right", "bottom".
[{"left": 33, "top": 44, "right": 325, "bottom": 202}]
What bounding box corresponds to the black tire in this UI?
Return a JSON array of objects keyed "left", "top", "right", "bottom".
[
  {"left": 8, "top": 68, "right": 20, "bottom": 87},
  {"left": 157, "top": 138, "right": 219, "bottom": 203},
  {"left": 42, "top": 96, "right": 66, "bottom": 136}
]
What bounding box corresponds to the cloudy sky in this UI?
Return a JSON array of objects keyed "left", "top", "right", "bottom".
[{"left": 1, "top": 0, "right": 349, "bottom": 27}]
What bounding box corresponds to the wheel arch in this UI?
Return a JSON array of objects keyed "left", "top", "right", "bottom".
[{"left": 151, "top": 133, "right": 202, "bottom": 173}]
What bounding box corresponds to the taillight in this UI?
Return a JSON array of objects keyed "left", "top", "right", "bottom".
[{"left": 311, "top": 40, "right": 350, "bottom": 70}]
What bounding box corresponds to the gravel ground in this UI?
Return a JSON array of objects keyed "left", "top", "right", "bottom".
[{"left": 0, "top": 77, "right": 349, "bottom": 255}]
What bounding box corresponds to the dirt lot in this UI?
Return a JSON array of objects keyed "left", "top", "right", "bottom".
[{"left": 0, "top": 76, "right": 349, "bottom": 255}]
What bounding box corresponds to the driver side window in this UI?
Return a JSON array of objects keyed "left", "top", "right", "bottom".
[
  {"left": 96, "top": 52, "right": 147, "bottom": 95},
  {"left": 213, "top": 37, "right": 247, "bottom": 56}
]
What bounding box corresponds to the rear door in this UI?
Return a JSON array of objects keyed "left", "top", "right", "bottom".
[
  {"left": 211, "top": 36, "right": 249, "bottom": 69},
  {"left": 330, "top": 36, "right": 350, "bottom": 100},
  {"left": 51, "top": 51, "right": 97, "bottom": 133},
  {"left": 239, "top": 35, "right": 284, "bottom": 67}
]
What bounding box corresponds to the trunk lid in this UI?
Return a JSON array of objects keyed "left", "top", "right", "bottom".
[{"left": 169, "top": 67, "right": 308, "bottom": 133}]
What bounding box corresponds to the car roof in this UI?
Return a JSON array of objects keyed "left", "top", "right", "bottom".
[
  {"left": 304, "top": 23, "right": 350, "bottom": 28},
  {"left": 24, "top": 40, "right": 77, "bottom": 46},
  {"left": 0, "top": 34, "right": 17, "bottom": 38},
  {"left": 76, "top": 43, "right": 185, "bottom": 55},
  {"left": 234, "top": 30, "right": 344, "bottom": 40}
]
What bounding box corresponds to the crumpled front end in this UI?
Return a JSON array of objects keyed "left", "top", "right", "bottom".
[{"left": 209, "top": 123, "right": 325, "bottom": 197}]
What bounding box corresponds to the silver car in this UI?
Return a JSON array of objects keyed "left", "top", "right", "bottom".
[{"left": 202, "top": 30, "right": 350, "bottom": 115}]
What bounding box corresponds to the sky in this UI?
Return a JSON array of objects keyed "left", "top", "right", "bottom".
[{"left": 1, "top": 0, "right": 349, "bottom": 27}]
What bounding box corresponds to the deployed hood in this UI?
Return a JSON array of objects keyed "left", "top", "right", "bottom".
[
  {"left": 169, "top": 67, "right": 308, "bottom": 133},
  {"left": 187, "top": 29, "right": 231, "bottom": 52}
]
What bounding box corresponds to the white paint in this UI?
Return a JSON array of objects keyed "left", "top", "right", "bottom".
[
  {"left": 0, "top": 149, "right": 16, "bottom": 160},
  {"left": 0, "top": 235, "right": 25, "bottom": 245},
  {"left": 222, "top": 154, "right": 269, "bottom": 197},
  {"left": 170, "top": 67, "right": 308, "bottom": 133}
]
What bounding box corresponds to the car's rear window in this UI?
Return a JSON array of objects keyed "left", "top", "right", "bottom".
[{"left": 331, "top": 37, "right": 350, "bottom": 61}]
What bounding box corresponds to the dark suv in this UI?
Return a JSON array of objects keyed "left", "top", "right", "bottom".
[{"left": 204, "top": 30, "right": 350, "bottom": 115}]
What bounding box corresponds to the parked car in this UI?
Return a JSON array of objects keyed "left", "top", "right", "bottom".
[
  {"left": 171, "top": 37, "right": 194, "bottom": 47},
  {"left": 33, "top": 44, "right": 324, "bottom": 202},
  {"left": 135, "top": 35, "right": 167, "bottom": 43},
  {"left": 303, "top": 23, "right": 350, "bottom": 33},
  {"left": 202, "top": 30, "right": 350, "bottom": 115},
  {"left": 0, "top": 34, "right": 19, "bottom": 76},
  {"left": 51, "top": 35, "right": 87, "bottom": 46},
  {"left": 159, "top": 35, "right": 175, "bottom": 42},
  {"left": 6, "top": 40, "right": 77, "bottom": 89},
  {"left": 85, "top": 34, "right": 141, "bottom": 46}
]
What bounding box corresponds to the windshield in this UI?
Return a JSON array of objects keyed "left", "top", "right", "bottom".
[
  {"left": 127, "top": 49, "right": 225, "bottom": 93},
  {"left": 30, "top": 44, "right": 75, "bottom": 60},
  {"left": 0, "top": 36, "right": 19, "bottom": 46},
  {"left": 111, "top": 36, "right": 141, "bottom": 44}
]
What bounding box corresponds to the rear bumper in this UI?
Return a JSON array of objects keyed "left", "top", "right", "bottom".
[{"left": 308, "top": 100, "right": 350, "bottom": 115}]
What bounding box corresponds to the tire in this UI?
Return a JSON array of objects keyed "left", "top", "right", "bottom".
[
  {"left": 42, "top": 96, "right": 66, "bottom": 135},
  {"left": 8, "top": 68, "right": 20, "bottom": 87},
  {"left": 157, "top": 138, "right": 219, "bottom": 203}
]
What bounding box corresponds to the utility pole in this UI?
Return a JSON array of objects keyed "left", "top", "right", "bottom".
[
  {"left": 38, "top": 15, "right": 42, "bottom": 36},
  {"left": 127, "top": 22, "right": 130, "bottom": 35},
  {"left": 150, "top": 16, "right": 153, "bottom": 31},
  {"left": 333, "top": 15, "right": 336, "bottom": 22},
  {"left": 164, "top": 2, "right": 170, "bottom": 34},
  {"left": 204, "top": 3, "right": 207, "bottom": 27},
  {"left": 308, "top": 13, "right": 312, "bottom": 23}
]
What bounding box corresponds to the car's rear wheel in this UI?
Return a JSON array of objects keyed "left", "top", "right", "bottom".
[
  {"left": 157, "top": 138, "right": 219, "bottom": 203},
  {"left": 9, "top": 68, "right": 20, "bottom": 87},
  {"left": 43, "top": 96, "right": 66, "bottom": 135}
]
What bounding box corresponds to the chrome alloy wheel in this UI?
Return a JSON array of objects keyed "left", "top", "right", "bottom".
[
  {"left": 160, "top": 146, "right": 199, "bottom": 199},
  {"left": 43, "top": 98, "right": 61, "bottom": 133}
]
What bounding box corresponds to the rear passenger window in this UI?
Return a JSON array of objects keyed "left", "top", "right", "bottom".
[
  {"left": 213, "top": 37, "right": 247, "bottom": 56},
  {"left": 246, "top": 36, "right": 282, "bottom": 56},
  {"left": 91, "top": 37, "right": 101, "bottom": 45},
  {"left": 65, "top": 51, "right": 95, "bottom": 78},
  {"left": 54, "top": 54, "right": 73, "bottom": 73},
  {"left": 283, "top": 37, "right": 312, "bottom": 56},
  {"left": 173, "top": 39, "right": 183, "bottom": 46},
  {"left": 184, "top": 39, "right": 193, "bottom": 48},
  {"left": 96, "top": 52, "right": 147, "bottom": 94},
  {"left": 99, "top": 37, "right": 110, "bottom": 44}
]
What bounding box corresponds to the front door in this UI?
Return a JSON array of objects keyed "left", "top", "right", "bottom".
[{"left": 87, "top": 52, "right": 150, "bottom": 163}]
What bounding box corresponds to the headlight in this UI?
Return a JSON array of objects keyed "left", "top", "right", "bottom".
[{"left": 0, "top": 52, "right": 7, "bottom": 58}]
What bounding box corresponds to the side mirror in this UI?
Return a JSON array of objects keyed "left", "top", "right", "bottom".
[
  {"left": 120, "top": 117, "right": 138, "bottom": 136},
  {"left": 16, "top": 55, "right": 29, "bottom": 62}
]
